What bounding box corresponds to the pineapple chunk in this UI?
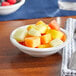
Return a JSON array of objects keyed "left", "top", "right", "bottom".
[
  {"left": 27, "top": 21, "right": 48, "bottom": 34},
  {"left": 13, "top": 28, "right": 27, "bottom": 42},
  {"left": 47, "top": 26, "right": 51, "bottom": 29},
  {"left": 38, "top": 44, "right": 50, "bottom": 48},
  {"left": 41, "top": 33, "right": 51, "bottom": 44},
  {"left": 35, "top": 21, "right": 48, "bottom": 34},
  {"left": 25, "top": 37, "right": 40, "bottom": 48},
  {"left": 50, "top": 38, "right": 63, "bottom": 47},
  {"left": 28, "top": 28, "right": 41, "bottom": 36},
  {"left": 35, "top": 24, "right": 48, "bottom": 34},
  {"left": 36, "top": 20, "right": 46, "bottom": 25},
  {"left": 46, "top": 29, "right": 63, "bottom": 39},
  {"left": 27, "top": 25, "right": 36, "bottom": 31}
]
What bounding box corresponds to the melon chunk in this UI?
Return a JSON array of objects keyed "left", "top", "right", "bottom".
[
  {"left": 48, "top": 20, "right": 60, "bottom": 30},
  {"left": 25, "top": 37, "right": 40, "bottom": 48},
  {"left": 13, "top": 28, "right": 27, "bottom": 42},
  {"left": 61, "top": 34, "right": 66, "bottom": 42},
  {"left": 41, "top": 33, "right": 51, "bottom": 44},
  {"left": 50, "top": 38, "right": 63, "bottom": 47},
  {"left": 28, "top": 28, "right": 41, "bottom": 36}
]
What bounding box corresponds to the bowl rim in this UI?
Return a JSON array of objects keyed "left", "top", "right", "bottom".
[
  {"left": 10, "top": 25, "right": 69, "bottom": 52},
  {"left": 0, "top": 0, "right": 25, "bottom": 9}
]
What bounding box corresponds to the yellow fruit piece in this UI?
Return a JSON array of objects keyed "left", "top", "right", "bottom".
[
  {"left": 50, "top": 38, "right": 63, "bottom": 47},
  {"left": 47, "top": 29, "right": 63, "bottom": 39},
  {"left": 38, "top": 44, "right": 50, "bottom": 48},
  {"left": 35, "top": 21, "right": 48, "bottom": 34},
  {"left": 36, "top": 20, "right": 46, "bottom": 25},
  {"left": 27, "top": 25, "right": 36, "bottom": 31},
  {"left": 41, "top": 33, "right": 51, "bottom": 44},
  {"left": 28, "top": 28, "right": 41, "bottom": 36},
  {"left": 26, "top": 33, "right": 32, "bottom": 37},
  {"left": 47, "top": 26, "right": 51, "bottom": 29},
  {"left": 25, "top": 37, "right": 40, "bottom": 48},
  {"left": 36, "top": 24, "right": 48, "bottom": 34},
  {"left": 13, "top": 28, "right": 27, "bottom": 42},
  {"left": 27, "top": 21, "right": 48, "bottom": 34}
]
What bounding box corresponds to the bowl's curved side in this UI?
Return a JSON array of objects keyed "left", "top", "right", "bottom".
[{"left": 19, "top": 48, "right": 61, "bottom": 57}]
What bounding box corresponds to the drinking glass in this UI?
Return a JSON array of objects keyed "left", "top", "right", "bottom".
[{"left": 58, "top": 0, "right": 76, "bottom": 10}]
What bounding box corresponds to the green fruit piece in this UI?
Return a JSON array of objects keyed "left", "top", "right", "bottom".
[
  {"left": 28, "top": 28, "right": 41, "bottom": 36},
  {"left": 13, "top": 28, "right": 27, "bottom": 42},
  {"left": 50, "top": 38, "right": 63, "bottom": 47}
]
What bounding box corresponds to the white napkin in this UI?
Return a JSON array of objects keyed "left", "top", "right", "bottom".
[
  {"left": 61, "top": 18, "right": 76, "bottom": 76},
  {"left": 69, "top": 37, "right": 76, "bottom": 70}
]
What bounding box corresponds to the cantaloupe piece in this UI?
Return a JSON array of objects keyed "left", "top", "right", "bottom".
[
  {"left": 47, "top": 29, "right": 63, "bottom": 39},
  {"left": 41, "top": 33, "right": 51, "bottom": 44},
  {"left": 13, "top": 28, "right": 27, "bottom": 42},
  {"left": 49, "top": 38, "right": 63, "bottom": 47},
  {"left": 38, "top": 44, "right": 50, "bottom": 48},
  {"left": 28, "top": 28, "right": 41, "bottom": 36},
  {"left": 24, "top": 37, "right": 40, "bottom": 48},
  {"left": 48, "top": 20, "right": 60, "bottom": 30},
  {"left": 61, "top": 34, "right": 66, "bottom": 42}
]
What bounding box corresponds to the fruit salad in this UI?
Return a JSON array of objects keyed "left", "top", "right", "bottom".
[
  {"left": 13, "top": 20, "right": 66, "bottom": 48},
  {"left": 0, "top": 0, "right": 19, "bottom": 6}
]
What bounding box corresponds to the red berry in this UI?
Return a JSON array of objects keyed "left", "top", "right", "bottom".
[
  {"left": 7, "top": 0, "right": 16, "bottom": 4},
  {"left": 1, "top": 2, "right": 10, "bottom": 6},
  {"left": 19, "top": 42, "right": 25, "bottom": 46}
]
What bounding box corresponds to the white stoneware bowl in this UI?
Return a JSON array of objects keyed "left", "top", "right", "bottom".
[{"left": 10, "top": 25, "right": 69, "bottom": 57}]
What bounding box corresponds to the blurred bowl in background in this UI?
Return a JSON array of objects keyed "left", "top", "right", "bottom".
[{"left": 0, "top": 0, "right": 25, "bottom": 15}]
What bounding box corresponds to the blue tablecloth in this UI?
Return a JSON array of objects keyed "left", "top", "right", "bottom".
[{"left": 0, "top": 0, "right": 76, "bottom": 21}]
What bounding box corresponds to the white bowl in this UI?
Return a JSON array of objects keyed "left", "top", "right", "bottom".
[
  {"left": 10, "top": 25, "right": 69, "bottom": 57},
  {"left": 0, "top": 0, "right": 25, "bottom": 15}
]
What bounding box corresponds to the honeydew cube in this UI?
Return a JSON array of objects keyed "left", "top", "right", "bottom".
[
  {"left": 13, "top": 28, "right": 27, "bottom": 42},
  {"left": 50, "top": 38, "right": 63, "bottom": 47},
  {"left": 28, "top": 28, "right": 41, "bottom": 36},
  {"left": 25, "top": 37, "right": 40, "bottom": 48},
  {"left": 41, "top": 33, "right": 51, "bottom": 44},
  {"left": 38, "top": 44, "right": 50, "bottom": 48},
  {"left": 47, "top": 29, "right": 63, "bottom": 39}
]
